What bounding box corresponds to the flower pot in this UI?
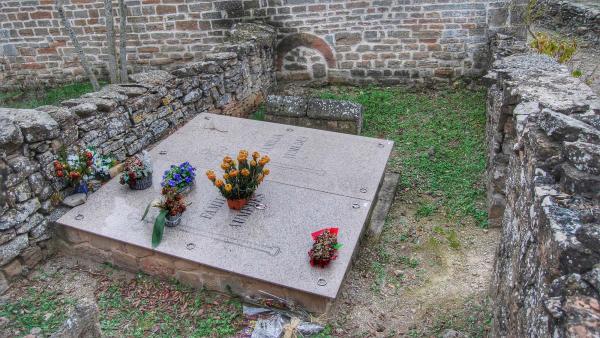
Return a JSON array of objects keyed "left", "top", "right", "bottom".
[
  {"left": 73, "top": 181, "right": 89, "bottom": 195},
  {"left": 165, "top": 213, "right": 182, "bottom": 227},
  {"left": 227, "top": 198, "right": 249, "bottom": 210},
  {"left": 129, "top": 173, "right": 153, "bottom": 190}
]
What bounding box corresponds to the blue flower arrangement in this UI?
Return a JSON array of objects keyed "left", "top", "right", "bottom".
[{"left": 161, "top": 162, "right": 196, "bottom": 192}]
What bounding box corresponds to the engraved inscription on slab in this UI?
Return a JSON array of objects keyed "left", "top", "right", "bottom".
[
  {"left": 229, "top": 194, "right": 265, "bottom": 227},
  {"left": 260, "top": 134, "right": 284, "bottom": 153},
  {"left": 200, "top": 196, "right": 226, "bottom": 219},
  {"left": 283, "top": 136, "right": 309, "bottom": 159}
]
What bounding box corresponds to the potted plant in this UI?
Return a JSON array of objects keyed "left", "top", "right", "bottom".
[
  {"left": 54, "top": 148, "right": 94, "bottom": 195},
  {"left": 142, "top": 187, "right": 189, "bottom": 248},
  {"left": 308, "top": 228, "right": 342, "bottom": 268},
  {"left": 162, "top": 161, "right": 196, "bottom": 194},
  {"left": 120, "top": 151, "right": 153, "bottom": 190},
  {"left": 206, "top": 150, "right": 270, "bottom": 210},
  {"left": 93, "top": 151, "right": 118, "bottom": 182}
]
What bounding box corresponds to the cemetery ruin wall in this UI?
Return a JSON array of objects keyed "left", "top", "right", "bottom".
[
  {"left": 537, "top": 0, "right": 600, "bottom": 46},
  {"left": 0, "top": 22, "right": 276, "bottom": 293},
  {"left": 0, "top": 0, "right": 524, "bottom": 90},
  {"left": 486, "top": 34, "right": 600, "bottom": 337}
]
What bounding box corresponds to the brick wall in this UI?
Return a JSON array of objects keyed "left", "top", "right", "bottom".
[
  {"left": 1, "top": 0, "right": 523, "bottom": 90},
  {"left": 264, "top": 0, "right": 523, "bottom": 85},
  {"left": 0, "top": 0, "right": 265, "bottom": 90}
]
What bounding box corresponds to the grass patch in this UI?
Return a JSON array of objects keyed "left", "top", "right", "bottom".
[
  {"left": 0, "top": 288, "right": 75, "bottom": 337},
  {"left": 96, "top": 273, "right": 242, "bottom": 337},
  {"left": 316, "top": 86, "right": 488, "bottom": 227},
  {"left": 0, "top": 82, "right": 101, "bottom": 109},
  {"left": 416, "top": 202, "right": 437, "bottom": 219},
  {"left": 413, "top": 297, "right": 493, "bottom": 337},
  {"left": 249, "top": 103, "right": 266, "bottom": 121}
]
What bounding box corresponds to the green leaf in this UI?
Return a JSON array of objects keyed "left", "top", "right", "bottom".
[
  {"left": 141, "top": 201, "right": 152, "bottom": 221},
  {"left": 333, "top": 243, "right": 343, "bottom": 250},
  {"left": 152, "top": 210, "right": 167, "bottom": 248}
]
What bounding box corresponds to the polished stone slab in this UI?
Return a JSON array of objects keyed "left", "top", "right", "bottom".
[{"left": 57, "top": 113, "right": 393, "bottom": 304}]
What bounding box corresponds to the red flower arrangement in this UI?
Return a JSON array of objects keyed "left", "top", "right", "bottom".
[
  {"left": 308, "top": 228, "right": 342, "bottom": 268},
  {"left": 53, "top": 148, "right": 95, "bottom": 194}
]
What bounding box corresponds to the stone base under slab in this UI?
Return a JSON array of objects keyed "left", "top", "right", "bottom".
[{"left": 56, "top": 226, "right": 332, "bottom": 313}]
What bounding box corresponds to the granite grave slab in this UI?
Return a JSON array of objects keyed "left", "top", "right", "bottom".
[{"left": 57, "top": 113, "right": 393, "bottom": 312}]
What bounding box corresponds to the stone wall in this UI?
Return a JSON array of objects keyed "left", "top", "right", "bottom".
[
  {"left": 486, "top": 34, "right": 600, "bottom": 336},
  {"left": 0, "top": 23, "right": 276, "bottom": 293},
  {"left": 537, "top": 0, "right": 600, "bottom": 46},
  {"left": 1, "top": 0, "right": 525, "bottom": 89},
  {"left": 265, "top": 95, "right": 363, "bottom": 135}
]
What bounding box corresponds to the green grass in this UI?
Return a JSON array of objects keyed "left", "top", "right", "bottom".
[
  {"left": 0, "top": 81, "right": 101, "bottom": 109},
  {"left": 317, "top": 86, "right": 488, "bottom": 227},
  {"left": 249, "top": 103, "right": 266, "bottom": 121},
  {"left": 0, "top": 288, "right": 75, "bottom": 337},
  {"left": 412, "top": 297, "right": 493, "bottom": 337}
]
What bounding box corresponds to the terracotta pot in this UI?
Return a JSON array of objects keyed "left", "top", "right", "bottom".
[{"left": 227, "top": 198, "right": 249, "bottom": 210}]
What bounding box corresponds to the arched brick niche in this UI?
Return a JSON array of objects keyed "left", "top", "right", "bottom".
[{"left": 276, "top": 33, "right": 336, "bottom": 81}]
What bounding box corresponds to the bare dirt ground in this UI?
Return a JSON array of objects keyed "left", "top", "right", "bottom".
[{"left": 328, "top": 189, "right": 499, "bottom": 337}]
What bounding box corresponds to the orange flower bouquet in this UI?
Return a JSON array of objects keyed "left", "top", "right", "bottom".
[{"left": 206, "top": 150, "right": 270, "bottom": 210}]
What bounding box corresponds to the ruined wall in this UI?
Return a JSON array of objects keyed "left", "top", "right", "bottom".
[
  {"left": 537, "top": 0, "right": 600, "bottom": 46},
  {"left": 486, "top": 34, "right": 600, "bottom": 337},
  {"left": 1, "top": 0, "right": 524, "bottom": 89},
  {"left": 0, "top": 23, "right": 276, "bottom": 292}
]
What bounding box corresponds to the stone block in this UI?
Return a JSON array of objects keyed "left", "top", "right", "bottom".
[
  {"left": 0, "top": 118, "right": 23, "bottom": 154},
  {"left": 71, "top": 242, "right": 111, "bottom": 264},
  {"left": 540, "top": 109, "right": 600, "bottom": 143},
  {"left": 265, "top": 95, "right": 308, "bottom": 117},
  {"left": 111, "top": 250, "right": 139, "bottom": 272},
  {"left": 0, "top": 229, "right": 16, "bottom": 246},
  {"left": 559, "top": 163, "right": 600, "bottom": 199},
  {"left": 139, "top": 255, "right": 175, "bottom": 278},
  {"left": 0, "top": 108, "right": 59, "bottom": 143},
  {"left": 564, "top": 141, "right": 600, "bottom": 176},
  {"left": 1, "top": 258, "right": 23, "bottom": 279},
  {"left": 0, "top": 198, "right": 41, "bottom": 230},
  {"left": 0, "top": 234, "right": 28, "bottom": 265},
  {"left": 121, "top": 243, "right": 153, "bottom": 258},
  {"left": 20, "top": 245, "right": 42, "bottom": 268},
  {"left": 335, "top": 32, "right": 362, "bottom": 46},
  {"left": 306, "top": 98, "right": 362, "bottom": 122},
  {"left": 129, "top": 70, "right": 174, "bottom": 86}
]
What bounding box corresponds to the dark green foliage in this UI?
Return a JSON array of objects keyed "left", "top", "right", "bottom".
[
  {"left": 152, "top": 210, "right": 167, "bottom": 248},
  {"left": 0, "top": 82, "right": 103, "bottom": 109}
]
